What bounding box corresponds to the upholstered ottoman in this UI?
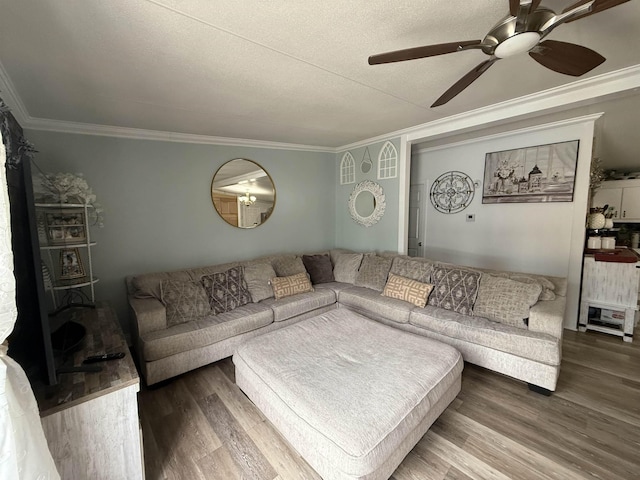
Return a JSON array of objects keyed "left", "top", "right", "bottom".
[{"left": 233, "top": 308, "right": 463, "bottom": 480}]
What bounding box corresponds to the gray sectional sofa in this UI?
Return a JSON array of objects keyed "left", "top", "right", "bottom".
[{"left": 126, "top": 250, "right": 566, "bottom": 392}]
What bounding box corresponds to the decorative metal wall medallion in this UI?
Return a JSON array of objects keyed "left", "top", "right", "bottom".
[{"left": 430, "top": 171, "right": 475, "bottom": 214}]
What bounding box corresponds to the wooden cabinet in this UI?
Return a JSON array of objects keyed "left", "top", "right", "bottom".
[
  {"left": 37, "top": 303, "right": 144, "bottom": 479},
  {"left": 621, "top": 186, "right": 640, "bottom": 220},
  {"left": 592, "top": 180, "right": 640, "bottom": 222}
]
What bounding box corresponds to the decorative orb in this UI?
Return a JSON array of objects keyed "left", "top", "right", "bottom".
[{"left": 588, "top": 213, "right": 606, "bottom": 229}]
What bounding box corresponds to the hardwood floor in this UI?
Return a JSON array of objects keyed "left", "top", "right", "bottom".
[{"left": 139, "top": 328, "right": 640, "bottom": 480}]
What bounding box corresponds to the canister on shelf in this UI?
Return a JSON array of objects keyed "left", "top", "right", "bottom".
[
  {"left": 601, "top": 237, "right": 616, "bottom": 250},
  {"left": 587, "top": 237, "right": 602, "bottom": 249}
]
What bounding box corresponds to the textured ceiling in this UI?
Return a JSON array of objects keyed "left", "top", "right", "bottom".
[{"left": 0, "top": 0, "right": 639, "bottom": 148}]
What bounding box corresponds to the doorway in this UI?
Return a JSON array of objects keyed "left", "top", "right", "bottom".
[{"left": 407, "top": 184, "right": 425, "bottom": 257}]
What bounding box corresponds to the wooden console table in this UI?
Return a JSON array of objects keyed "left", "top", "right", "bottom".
[{"left": 36, "top": 303, "right": 144, "bottom": 479}]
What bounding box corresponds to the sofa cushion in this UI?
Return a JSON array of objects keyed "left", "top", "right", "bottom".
[
  {"left": 478, "top": 267, "right": 557, "bottom": 300},
  {"left": 333, "top": 253, "right": 363, "bottom": 283},
  {"left": 302, "top": 254, "right": 335, "bottom": 284},
  {"left": 390, "top": 257, "right": 432, "bottom": 283},
  {"left": 160, "top": 279, "right": 211, "bottom": 327},
  {"left": 382, "top": 273, "right": 434, "bottom": 308},
  {"left": 244, "top": 262, "right": 277, "bottom": 303},
  {"left": 201, "top": 266, "right": 252, "bottom": 314},
  {"left": 509, "top": 275, "right": 555, "bottom": 301},
  {"left": 473, "top": 274, "right": 542, "bottom": 329},
  {"left": 264, "top": 288, "right": 336, "bottom": 322},
  {"left": 354, "top": 255, "right": 393, "bottom": 292},
  {"left": 133, "top": 270, "right": 192, "bottom": 299},
  {"left": 272, "top": 272, "right": 314, "bottom": 300},
  {"left": 409, "top": 306, "right": 560, "bottom": 365},
  {"left": 140, "top": 303, "right": 274, "bottom": 362},
  {"left": 273, "top": 256, "right": 306, "bottom": 277},
  {"left": 429, "top": 265, "right": 480, "bottom": 315},
  {"left": 338, "top": 286, "right": 414, "bottom": 324}
]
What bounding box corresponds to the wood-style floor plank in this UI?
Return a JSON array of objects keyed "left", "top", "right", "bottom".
[{"left": 139, "top": 328, "right": 640, "bottom": 480}]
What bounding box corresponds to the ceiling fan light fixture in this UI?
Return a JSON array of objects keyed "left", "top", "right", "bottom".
[{"left": 494, "top": 32, "right": 541, "bottom": 58}]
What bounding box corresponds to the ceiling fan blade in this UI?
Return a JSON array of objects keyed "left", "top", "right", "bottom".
[
  {"left": 563, "top": 0, "right": 630, "bottom": 22},
  {"left": 431, "top": 58, "right": 498, "bottom": 108},
  {"left": 368, "top": 40, "right": 482, "bottom": 65},
  {"left": 529, "top": 40, "right": 605, "bottom": 76},
  {"left": 514, "top": 0, "right": 543, "bottom": 32},
  {"left": 509, "top": 0, "right": 520, "bottom": 16}
]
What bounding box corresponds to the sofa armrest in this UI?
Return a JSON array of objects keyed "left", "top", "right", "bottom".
[
  {"left": 528, "top": 296, "right": 565, "bottom": 339},
  {"left": 129, "top": 296, "right": 167, "bottom": 336}
]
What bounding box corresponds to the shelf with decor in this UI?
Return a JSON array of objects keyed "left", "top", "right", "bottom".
[{"left": 35, "top": 202, "right": 98, "bottom": 314}]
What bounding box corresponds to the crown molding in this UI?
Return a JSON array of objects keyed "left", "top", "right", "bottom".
[
  {"left": 403, "top": 65, "right": 640, "bottom": 145},
  {"left": 411, "top": 112, "right": 604, "bottom": 155},
  {"left": 0, "top": 61, "right": 29, "bottom": 125},
  {"left": 21, "top": 116, "right": 335, "bottom": 153}
]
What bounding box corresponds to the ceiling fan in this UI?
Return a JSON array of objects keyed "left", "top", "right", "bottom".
[{"left": 368, "top": 0, "right": 629, "bottom": 107}]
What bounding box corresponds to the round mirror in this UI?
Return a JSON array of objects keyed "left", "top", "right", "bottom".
[
  {"left": 348, "top": 180, "right": 386, "bottom": 227},
  {"left": 355, "top": 191, "right": 375, "bottom": 217},
  {"left": 211, "top": 159, "right": 276, "bottom": 228}
]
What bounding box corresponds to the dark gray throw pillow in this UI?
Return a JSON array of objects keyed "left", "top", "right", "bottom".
[
  {"left": 201, "top": 266, "right": 252, "bottom": 314},
  {"left": 302, "top": 254, "right": 335, "bottom": 284}
]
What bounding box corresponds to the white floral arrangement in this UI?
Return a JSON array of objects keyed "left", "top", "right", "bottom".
[{"left": 34, "top": 172, "right": 104, "bottom": 227}]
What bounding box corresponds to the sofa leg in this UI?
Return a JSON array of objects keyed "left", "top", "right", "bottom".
[{"left": 528, "top": 383, "right": 552, "bottom": 396}]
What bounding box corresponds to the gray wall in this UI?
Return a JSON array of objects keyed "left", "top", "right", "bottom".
[
  {"left": 26, "top": 130, "right": 336, "bottom": 332},
  {"left": 335, "top": 138, "right": 401, "bottom": 252}
]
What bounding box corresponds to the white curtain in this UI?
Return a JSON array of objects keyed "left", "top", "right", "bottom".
[{"left": 0, "top": 142, "right": 59, "bottom": 478}]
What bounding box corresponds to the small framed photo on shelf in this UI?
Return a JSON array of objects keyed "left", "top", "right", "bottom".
[
  {"left": 59, "top": 248, "right": 86, "bottom": 280},
  {"left": 45, "top": 209, "right": 87, "bottom": 245}
]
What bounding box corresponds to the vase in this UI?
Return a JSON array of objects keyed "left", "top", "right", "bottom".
[{"left": 588, "top": 212, "right": 606, "bottom": 229}]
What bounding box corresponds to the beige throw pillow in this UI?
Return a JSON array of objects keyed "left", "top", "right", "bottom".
[
  {"left": 271, "top": 273, "right": 314, "bottom": 300},
  {"left": 382, "top": 273, "right": 434, "bottom": 308}
]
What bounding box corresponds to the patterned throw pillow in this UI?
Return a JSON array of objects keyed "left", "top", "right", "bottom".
[
  {"left": 382, "top": 273, "right": 434, "bottom": 308},
  {"left": 201, "top": 266, "right": 252, "bottom": 314},
  {"left": 273, "top": 256, "right": 307, "bottom": 277},
  {"left": 161, "top": 280, "right": 211, "bottom": 327},
  {"left": 474, "top": 274, "right": 542, "bottom": 329},
  {"left": 428, "top": 265, "right": 481, "bottom": 315},
  {"left": 333, "top": 253, "right": 364, "bottom": 283},
  {"left": 354, "top": 255, "right": 393, "bottom": 292},
  {"left": 271, "top": 272, "right": 314, "bottom": 300},
  {"left": 302, "top": 254, "right": 335, "bottom": 284}
]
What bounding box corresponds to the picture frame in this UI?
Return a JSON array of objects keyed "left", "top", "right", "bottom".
[
  {"left": 45, "top": 209, "right": 87, "bottom": 245},
  {"left": 482, "top": 140, "right": 579, "bottom": 204},
  {"left": 59, "top": 248, "right": 86, "bottom": 280}
]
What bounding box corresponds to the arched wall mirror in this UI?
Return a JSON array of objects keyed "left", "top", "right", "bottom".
[
  {"left": 211, "top": 159, "right": 276, "bottom": 228},
  {"left": 348, "top": 180, "right": 386, "bottom": 227}
]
